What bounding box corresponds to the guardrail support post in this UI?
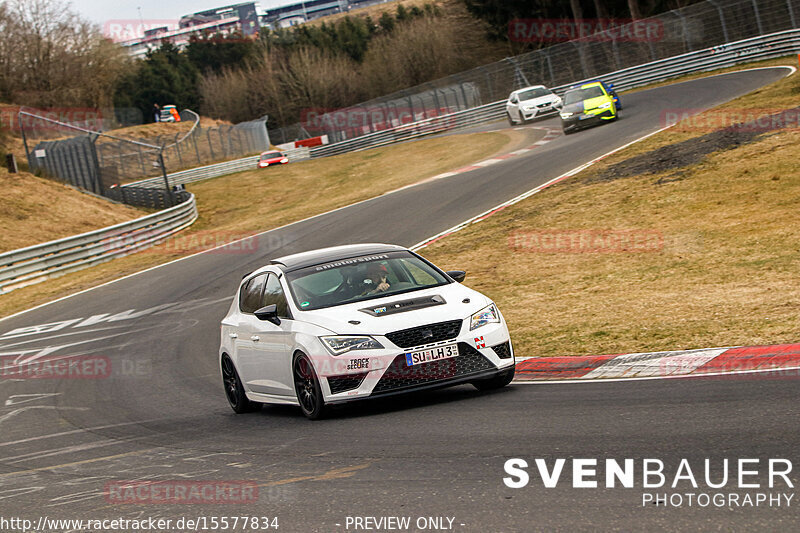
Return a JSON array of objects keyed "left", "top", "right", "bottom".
[{"left": 789, "top": 0, "right": 798, "bottom": 29}]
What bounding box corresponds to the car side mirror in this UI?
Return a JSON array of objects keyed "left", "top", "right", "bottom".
[
  {"left": 446, "top": 270, "right": 466, "bottom": 283},
  {"left": 510, "top": 96, "right": 518, "bottom": 104},
  {"left": 607, "top": 83, "right": 614, "bottom": 88},
  {"left": 254, "top": 304, "right": 280, "bottom": 325}
]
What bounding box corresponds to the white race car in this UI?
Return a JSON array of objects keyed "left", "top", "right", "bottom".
[
  {"left": 219, "top": 244, "right": 515, "bottom": 419},
  {"left": 505, "top": 85, "right": 562, "bottom": 125}
]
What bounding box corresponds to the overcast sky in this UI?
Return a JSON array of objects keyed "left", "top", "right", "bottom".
[{"left": 71, "top": 0, "right": 291, "bottom": 26}]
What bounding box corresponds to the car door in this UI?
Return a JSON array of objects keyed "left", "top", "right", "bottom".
[
  {"left": 506, "top": 94, "right": 520, "bottom": 121},
  {"left": 237, "top": 272, "right": 294, "bottom": 397}
]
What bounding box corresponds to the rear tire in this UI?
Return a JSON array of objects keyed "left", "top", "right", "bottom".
[
  {"left": 293, "top": 353, "right": 327, "bottom": 420},
  {"left": 221, "top": 355, "right": 261, "bottom": 414},
  {"left": 472, "top": 366, "right": 515, "bottom": 391}
]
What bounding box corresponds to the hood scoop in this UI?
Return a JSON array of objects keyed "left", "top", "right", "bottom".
[{"left": 359, "top": 295, "right": 446, "bottom": 317}]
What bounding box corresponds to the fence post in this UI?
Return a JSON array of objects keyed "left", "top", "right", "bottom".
[
  {"left": 192, "top": 128, "right": 202, "bottom": 164},
  {"left": 206, "top": 128, "right": 216, "bottom": 160},
  {"left": 17, "top": 112, "right": 33, "bottom": 169},
  {"left": 707, "top": 0, "right": 730, "bottom": 42},
  {"left": 158, "top": 150, "right": 173, "bottom": 206},
  {"left": 750, "top": 0, "right": 764, "bottom": 36},
  {"left": 137, "top": 144, "right": 146, "bottom": 175},
  {"left": 174, "top": 132, "right": 184, "bottom": 167},
  {"left": 788, "top": 0, "right": 797, "bottom": 28},
  {"left": 676, "top": 11, "right": 693, "bottom": 52}
]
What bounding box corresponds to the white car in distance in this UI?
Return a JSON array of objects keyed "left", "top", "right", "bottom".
[{"left": 505, "top": 85, "right": 562, "bottom": 125}]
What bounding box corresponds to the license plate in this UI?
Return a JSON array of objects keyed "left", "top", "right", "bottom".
[{"left": 405, "top": 343, "right": 459, "bottom": 366}]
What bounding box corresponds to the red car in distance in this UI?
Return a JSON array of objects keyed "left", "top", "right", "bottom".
[{"left": 258, "top": 150, "right": 289, "bottom": 168}]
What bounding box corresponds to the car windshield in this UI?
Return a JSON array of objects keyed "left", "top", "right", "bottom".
[
  {"left": 516, "top": 88, "right": 551, "bottom": 100},
  {"left": 564, "top": 86, "right": 605, "bottom": 104},
  {"left": 285, "top": 251, "right": 450, "bottom": 311},
  {"left": 261, "top": 152, "right": 281, "bottom": 159}
]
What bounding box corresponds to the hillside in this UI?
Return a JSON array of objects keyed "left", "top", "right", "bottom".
[{"left": 0, "top": 168, "right": 144, "bottom": 253}]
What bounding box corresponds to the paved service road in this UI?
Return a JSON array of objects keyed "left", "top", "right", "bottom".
[{"left": 1, "top": 68, "right": 797, "bottom": 532}]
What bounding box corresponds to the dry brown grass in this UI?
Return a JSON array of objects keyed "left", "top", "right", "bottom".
[
  {"left": 0, "top": 129, "right": 528, "bottom": 317},
  {"left": 421, "top": 62, "right": 800, "bottom": 357},
  {"left": 0, "top": 168, "right": 144, "bottom": 252}
]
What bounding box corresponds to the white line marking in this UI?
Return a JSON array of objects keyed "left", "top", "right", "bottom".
[
  {"left": 512, "top": 365, "right": 800, "bottom": 384},
  {"left": 4, "top": 393, "right": 61, "bottom": 407},
  {"left": 0, "top": 418, "right": 171, "bottom": 447},
  {"left": 0, "top": 406, "right": 88, "bottom": 426}
]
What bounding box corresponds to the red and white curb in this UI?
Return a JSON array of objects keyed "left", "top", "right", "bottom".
[{"left": 512, "top": 342, "right": 800, "bottom": 382}]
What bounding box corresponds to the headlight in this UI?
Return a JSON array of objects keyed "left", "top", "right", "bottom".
[
  {"left": 560, "top": 111, "right": 573, "bottom": 118},
  {"left": 320, "top": 335, "right": 384, "bottom": 355},
  {"left": 470, "top": 304, "right": 500, "bottom": 331},
  {"left": 597, "top": 102, "right": 611, "bottom": 110}
]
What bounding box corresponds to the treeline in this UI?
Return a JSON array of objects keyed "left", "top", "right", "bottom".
[
  {"left": 1, "top": 0, "right": 705, "bottom": 137},
  {"left": 115, "top": 3, "right": 473, "bottom": 127},
  {"left": 463, "top": 0, "right": 703, "bottom": 41},
  {"left": 0, "top": 0, "right": 124, "bottom": 108}
]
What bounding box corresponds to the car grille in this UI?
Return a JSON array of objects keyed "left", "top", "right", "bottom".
[
  {"left": 492, "top": 342, "right": 512, "bottom": 359},
  {"left": 327, "top": 372, "right": 369, "bottom": 395},
  {"left": 384, "top": 319, "right": 462, "bottom": 348},
  {"left": 371, "top": 343, "right": 495, "bottom": 395},
  {"left": 537, "top": 102, "right": 552, "bottom": 108}
]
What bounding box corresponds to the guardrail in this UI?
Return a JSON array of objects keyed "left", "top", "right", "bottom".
[
  {"left": 0, "top": 194, "right": 198, "bottom": 294},
  {"left": 309, "top": 29, "right": 800, "bottom": 158},
  {"left": 125, "top": 147, "right": 311, "bottom": 189}
]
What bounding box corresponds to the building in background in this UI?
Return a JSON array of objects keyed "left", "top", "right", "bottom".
[{"left": 119, "top": 0, "right": 390, "bottom": 57}]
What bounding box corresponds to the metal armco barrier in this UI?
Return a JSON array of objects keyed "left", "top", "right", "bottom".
[
  {"left": 125, "top": 147, "right": 310, "bottom": 189},
  {"left": 0, "top": 194, "right": 198, "bottom": 294},
  {"left": 308, "top": 29, "right": 800, "bottom": 158}
]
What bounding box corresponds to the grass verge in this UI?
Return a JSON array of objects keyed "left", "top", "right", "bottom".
[
  {"left": 0, "top": 169, "right": 144, "bottom": 253},
  {"left": 0, "top": 129, "right": 528, "bottom": 318},
  {"left": 420, "top": 58, "right": 800, "bottom": 357}
]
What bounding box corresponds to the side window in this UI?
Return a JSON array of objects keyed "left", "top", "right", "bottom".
[
  {"left": 262, "top": 273, "right": 291, "bottom": 319},
  {"left": 240, "top": 274, "right": 266, "bottom": 314},
  {"left": 402, "top": 259, "right": 437, "bottom": 285}
]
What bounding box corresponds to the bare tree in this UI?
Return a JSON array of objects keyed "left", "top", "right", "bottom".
[{"left": 0, "top": 0, "right": 124, "bottom": 108}]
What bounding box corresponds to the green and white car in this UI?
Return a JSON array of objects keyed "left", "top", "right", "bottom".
[{"left": 559, "top": 81, "right": 618, "bottom": 134}]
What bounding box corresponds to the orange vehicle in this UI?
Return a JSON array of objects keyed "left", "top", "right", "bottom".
[{"left": 159, "top": 105, "right": 181, "bottom": 122}]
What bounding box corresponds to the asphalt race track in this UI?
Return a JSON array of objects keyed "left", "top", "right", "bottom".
[{"left": 1, "top": 68, "right": 798, "bottom": 532}]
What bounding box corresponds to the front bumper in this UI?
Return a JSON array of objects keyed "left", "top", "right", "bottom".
[
  {"left": 317, "top": 322, "right": 514, "bottom": 403},
  {"left": 561, "top": 109, "right": 615, "bottom": 131},
  {"left": 520, "top": 105, "right": 559, "bottom": 121}
]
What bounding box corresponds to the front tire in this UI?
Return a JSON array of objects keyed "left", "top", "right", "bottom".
[
  {"left": 293, "top": 353, "right": 327, "bottom": 420},
  {"left": 221, "top": 355, "right": 261, "bottom": 414},
  {"left": 472, "top": 366, "right": 515, "bottom": 391}
]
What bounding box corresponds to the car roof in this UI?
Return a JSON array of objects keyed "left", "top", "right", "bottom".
[
  {"left": 270, "top": 243, "right": 407, "bottom": 271},
  {"left": 565, "top": 82, "right": 605, "bottom": 93},
  {"left": 513, "top": 85, "right": 547, "bottom": 93}
]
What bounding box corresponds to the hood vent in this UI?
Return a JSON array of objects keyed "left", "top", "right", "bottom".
[{"left": 359, "top": 295, "right": 446, "bottom": 317}]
